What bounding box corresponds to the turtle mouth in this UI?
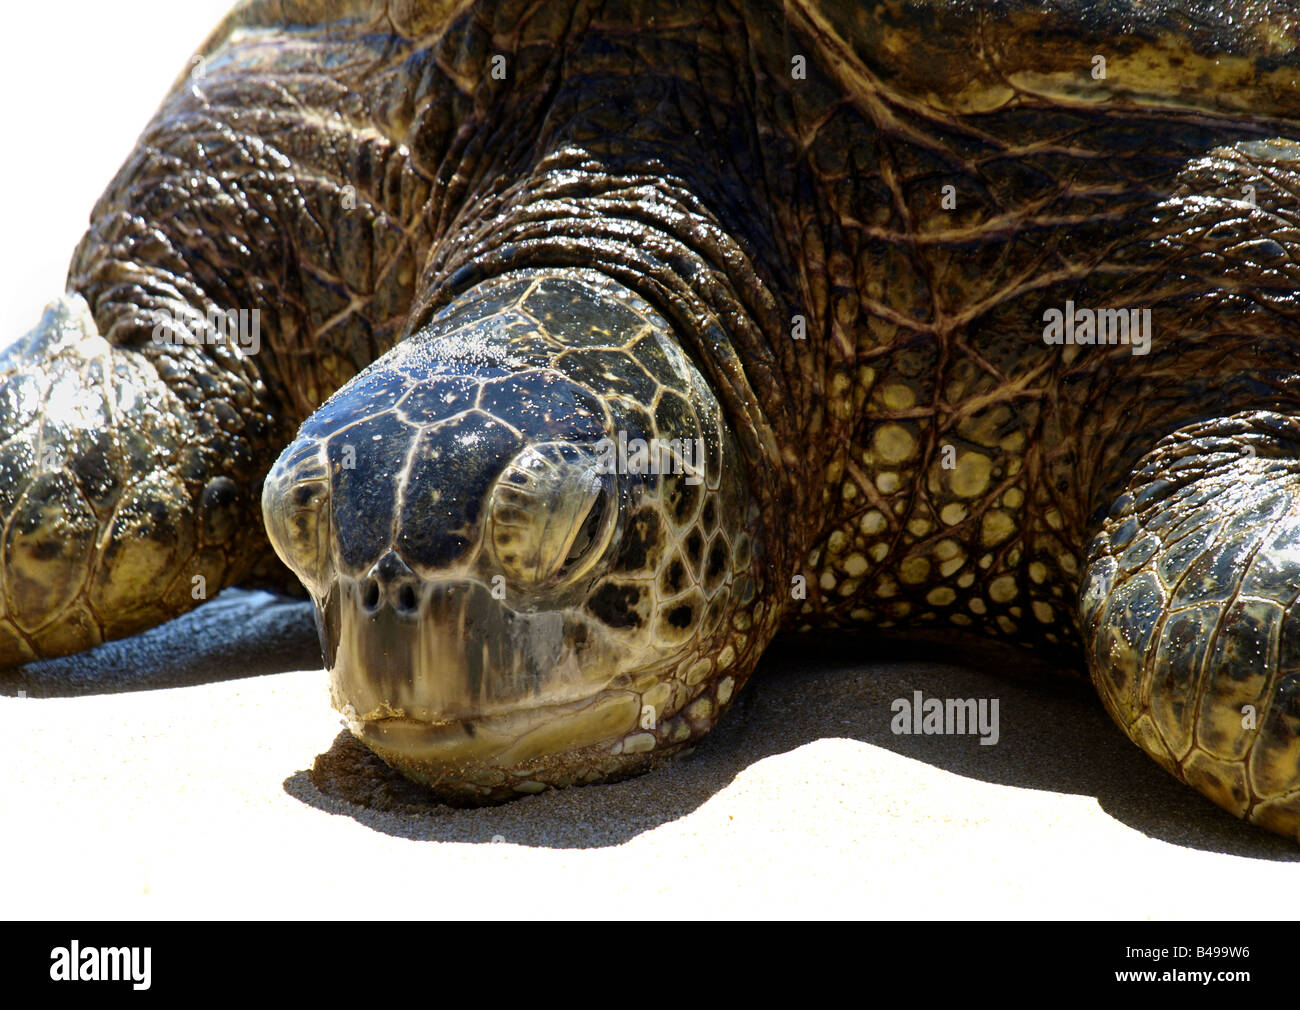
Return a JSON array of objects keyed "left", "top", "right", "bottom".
[
  {"left": 315, "top": 574, "right": 658, "bottom": 791},
  {"left": 342, "top": 688, "right": 645, "bottom": 786}
]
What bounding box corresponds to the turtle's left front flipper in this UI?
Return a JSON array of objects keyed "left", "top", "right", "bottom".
[
  {"left": 0, "top": 293, "right": 279, "bottom": 665},
  {"left": 1082, "top": 412, "right": 1300, "bottom": 838}
]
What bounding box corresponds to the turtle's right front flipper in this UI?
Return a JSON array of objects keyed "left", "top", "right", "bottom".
[{"left": 0, "top": 293, "right": 276, "bottom": 665}]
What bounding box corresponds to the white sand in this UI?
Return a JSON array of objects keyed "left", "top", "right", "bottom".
[
  {"left": 3, "top": 589, "right": 1297, "bottom": 920},
  {"left": 2, "top": 2, "right": 1298, "bottom": 921}
]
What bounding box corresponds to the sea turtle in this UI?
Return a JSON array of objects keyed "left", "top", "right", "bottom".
[{"left": 4, "top": 0, "right": 1300, "bottom": 838}]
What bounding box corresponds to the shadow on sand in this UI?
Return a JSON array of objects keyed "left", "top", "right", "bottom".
[{"left": 289, "top": 635, "right": 1300, "bottom": 861}]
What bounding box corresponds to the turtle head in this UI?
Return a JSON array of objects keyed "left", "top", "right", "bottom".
[{"left": 262, "top": 270, "right": 768, "bottom": 800}]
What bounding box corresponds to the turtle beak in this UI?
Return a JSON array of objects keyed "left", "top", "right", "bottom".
[{"left": 316, "top": 565, "right": 643, "bottom": 796}]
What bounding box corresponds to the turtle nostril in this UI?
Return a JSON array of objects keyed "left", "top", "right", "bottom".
[
  {"left": 397, "top": 583, "right": 418, "bottom": 614},
  {"left": 361, "top": 578, "right": 381, "bottom": 612}
]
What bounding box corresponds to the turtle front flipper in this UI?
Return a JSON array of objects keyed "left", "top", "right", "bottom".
[
  {"left": 1082, "top": 412, "right": 1300, "bottom": 838},
  {"left": 0, "top": 293, "right": 278, "bottom": 665}
]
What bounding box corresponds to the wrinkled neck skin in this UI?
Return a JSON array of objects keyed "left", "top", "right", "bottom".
[{"left": 263, "top": 265, "right": 781, "bottom": 797}]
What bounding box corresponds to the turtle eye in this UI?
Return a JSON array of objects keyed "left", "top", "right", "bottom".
[
  {"left": 489, "top": 444, "right": 615, "bottom": 587},
  {"left": 262, "top": 446, "right": 332, "bottom": 596},
  {"left": 560, "top": 486, "right": 608, "bottom": 574}
]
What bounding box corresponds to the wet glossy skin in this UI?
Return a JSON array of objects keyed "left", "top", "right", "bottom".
[{"left": 3, "top": 0, "right": 1300, "bottom": 832}]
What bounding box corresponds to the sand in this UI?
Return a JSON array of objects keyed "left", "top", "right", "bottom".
[
  {"left": 2, "top": 588, "right": 1298, "bottom": 920},
  {"left": 2, "top": 2, "right": 1298, "bottom": 921}
]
